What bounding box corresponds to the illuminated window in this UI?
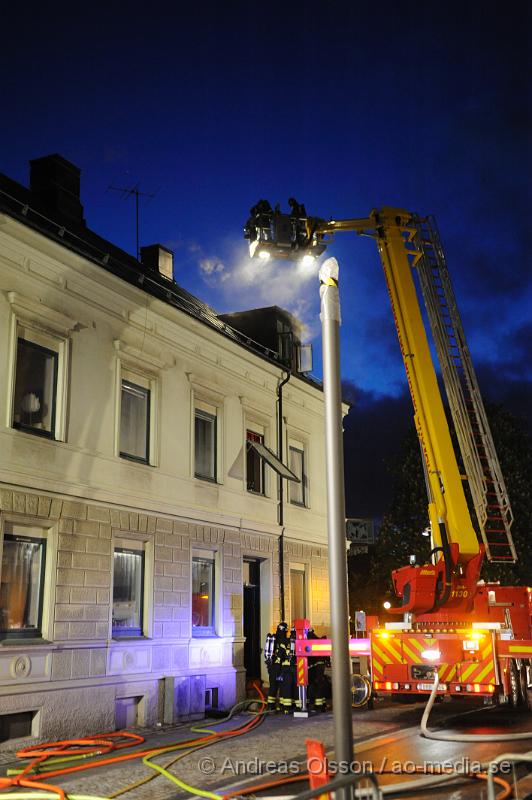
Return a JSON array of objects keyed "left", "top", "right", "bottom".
[
  {"left": 192, "top": 556, "right": 215, "bottom": 635},
  {"left": 290, "top": 568, "right": 307, "bottom": 620},
  {"left": 289, "top": 445, "right": 306, "bottom": 506},
  {"left": 0, "top": 527, "right": 47, "bottom": 640},
  {"left": 120, "top": 378, "right": 150, "bottom": 463},
  {"left": 246, "top": 430, "right": 265, "bottom": 495},
  {"left": 112, "top": 544, "right": 145, "bottom": 637},
  {"left": 195, "top": 409, "right": 217, "bottom": 481}
]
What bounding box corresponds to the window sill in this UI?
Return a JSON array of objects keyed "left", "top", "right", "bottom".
[
  {"left": 195, "top": 474, "right": 218, "bottom": 485},
  {"left": 192, "top": 630, "right": 218, "bottom": 638},
  {"left": 119, "top": 453, "right": 152, "bottom": 466},
  {"left": 111, "top": 635, "right": 149, "bottom": 641},
  {"left": 0, "top": 637, "right": 51, "bottom": 646},
  {"left": 11, "top": 424, "right": 57, "bottom": 441}
]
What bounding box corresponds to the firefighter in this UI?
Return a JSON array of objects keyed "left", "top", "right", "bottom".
[
  {"left": 275, "top": 623, "right": 294, "bottom": 713},
  {"left": 308, "top": 629, "right": 328, "bottom": 712},
  {"left": 266, "top": 622, "right": 289, "bottom": 712}
]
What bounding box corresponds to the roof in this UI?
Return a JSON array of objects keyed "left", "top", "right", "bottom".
[{"left": 0, "top": 169, "right": 323, "bottom": 391}]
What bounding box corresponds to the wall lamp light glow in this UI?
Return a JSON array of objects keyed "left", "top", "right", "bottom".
[
  {"left": 383, "top": 601, "right": 391, "bottom": 610},
  {"left": 421, "top": 649, "right": 441, "bottom": 661}
]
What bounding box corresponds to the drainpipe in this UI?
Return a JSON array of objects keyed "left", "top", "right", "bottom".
[{"left": 277, "top": 370, "right": 291, "bottom": 622}]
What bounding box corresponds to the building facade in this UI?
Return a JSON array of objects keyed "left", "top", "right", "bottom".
[{"left": 0, "top": 156, "right": 338, "bottom": 746}]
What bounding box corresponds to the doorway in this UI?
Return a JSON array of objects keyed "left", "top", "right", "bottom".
[{"left": 243, "top": 559, "right": 261, "bottom": 681}]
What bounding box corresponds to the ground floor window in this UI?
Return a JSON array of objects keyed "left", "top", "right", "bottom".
[
  {"left": 290, "top": 568, "right": 307, "bottom": 621},
  {"left": 112, "top": 543, "right": 145, "bottom": 637},
  {"left": 192, "top": 555, "right": 215, "bottom": 635},
  {"left": 0, "top": 527, "right": 47, "bottom": 639}
]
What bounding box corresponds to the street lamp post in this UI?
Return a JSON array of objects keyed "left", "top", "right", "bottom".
[
  {"left": 319, "top": 257, "right": 354, "bottom": 797},
  {"left": 244, "top": 203, "right": 355, "bottom": 794}
]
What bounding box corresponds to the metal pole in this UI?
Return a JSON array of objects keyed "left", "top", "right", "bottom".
[
  {"left": 319, "top": 257, "right": 353, "bottom": 796},
  {"left": 277, "top": 371, "right": 290, "bottom": 621}
]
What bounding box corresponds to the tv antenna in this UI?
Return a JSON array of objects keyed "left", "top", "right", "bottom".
[{"left": 107, "top": 183, "right": 157, "bottom": 260}]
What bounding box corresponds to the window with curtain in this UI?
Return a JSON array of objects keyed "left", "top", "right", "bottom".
[
  {"left": 112, "top": 546, "right": 145, "bottom": 637},
  {"left": 120, "top": 379, "right": 150, "bottom": 463},
  {"left": 246, "top": 430, "right": 265, "bottom": 495},
  {"left": 13, "top": 338, "right": 58, "bottom": 438},
  {"left": 290, "top": 568, "right": 307, "bottom": 621},
  {"left": 289, "top": 445, "right": 306, "bottom": 506},
  {"left": 0, "top": 533, "right": 46, "bottom": 639},
  {"left": 195, "top": 409, "right": 217, "bottom": 481},
  {"left": 192, "top": 556, "right": 215, "bottom": 635}
]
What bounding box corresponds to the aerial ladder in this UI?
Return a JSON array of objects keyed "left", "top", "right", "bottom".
[{"left": 245, "top": 203, "right": 531, "bottom": 708}]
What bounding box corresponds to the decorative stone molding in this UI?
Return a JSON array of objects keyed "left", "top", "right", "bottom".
[
  {"left": 10, "top": 655, "right": 31, "bottom": 679},
  {"left": 6, "top": 291, "right": 78, "bottom": 337},
  {"left": 113, "top": 338, "right": 173, "bottom": 373}
]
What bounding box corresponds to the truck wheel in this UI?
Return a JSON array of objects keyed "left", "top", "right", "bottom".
[
  {"left": 519, "top": 662, "right": 531, "bottom": 711},
  {"left": 509, "top": 660, "right": 521, "bottom": 708}
]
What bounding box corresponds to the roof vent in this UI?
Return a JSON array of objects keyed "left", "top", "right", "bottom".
[
  {"left": 29, "top": 154, "right": 85, "bottom": 226},
  {"left": 140, "top": 244, "right": 174, "bottom": 281}
]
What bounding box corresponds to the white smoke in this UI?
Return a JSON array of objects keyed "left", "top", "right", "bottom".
[{"left": 197, "top": 243, "right": 322, "bottom": 339}]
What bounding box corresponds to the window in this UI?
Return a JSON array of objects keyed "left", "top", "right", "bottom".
[
  {"left": 289, "top": 445, "right": 306, "bottom": 506},
  {"left": 195, "top": 409, "right": 217, "bottom": 481},
  {"left": 112, "top": 544, "right": 145, "bottom": 637},
  {"left": 0, "top": 711, "right": 37, "bottom": 743},
  {"left": 290, "top": 568, "right": 307, "bottom": 621},
  {"left": 277, "top": 319, "right": 293, "bottom": 366},
  {"left": 120, "top": 378, "right": 150, "bottom": 463},
  {"left": 12, "top": 337, "right": 58, "bottom": 438},
  {"left": 246, "top": 430, "right": 265, "bottom": 495},
  {"left": 0, "top": 528, "right": 47, "bottom": 639},
  {"left": 192, "top": 556, "right": 215, "bottom": 635}
]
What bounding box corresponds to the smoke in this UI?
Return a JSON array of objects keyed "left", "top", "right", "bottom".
[{"left": 196, "top": 242, "right": 322, "bottom": 339}]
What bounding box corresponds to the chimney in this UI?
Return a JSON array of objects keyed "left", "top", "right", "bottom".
[
  {"left": 29, "top": 154, "right": 85, "bottom": 226},
  {"left": 140, "top": 244, "right": 174, "bottom": 281}
]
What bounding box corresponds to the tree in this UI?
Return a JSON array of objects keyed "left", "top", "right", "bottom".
[{"left": 348, "top": 403, "right": 532, "bottom": 616}]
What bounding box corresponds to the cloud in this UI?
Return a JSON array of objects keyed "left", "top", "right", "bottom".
[{"left": 199, "top": 257, "right": 225, "bottom": 276}]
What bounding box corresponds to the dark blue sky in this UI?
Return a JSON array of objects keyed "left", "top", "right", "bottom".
[{"left": 2, "top": 1, "right": 530, "bottom": 514}]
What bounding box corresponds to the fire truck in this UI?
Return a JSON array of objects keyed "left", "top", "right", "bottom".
[{"left": 245, "top": 205, "right": 532, "bottom": 709}]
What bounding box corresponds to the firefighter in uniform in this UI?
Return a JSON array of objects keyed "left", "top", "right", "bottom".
[
  {"left": 266, "top": 622, "right": 289, "bottom": 712},
  {"left": 307, "top": 629, "right": 328, "bottom": 711},
  {"left": 274, "top": 623, "right": 294, "bottom": 713}
]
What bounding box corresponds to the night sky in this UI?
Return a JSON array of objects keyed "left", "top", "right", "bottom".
[{"left": 1, "top": 1, "right": 530, "bottom": 517}]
